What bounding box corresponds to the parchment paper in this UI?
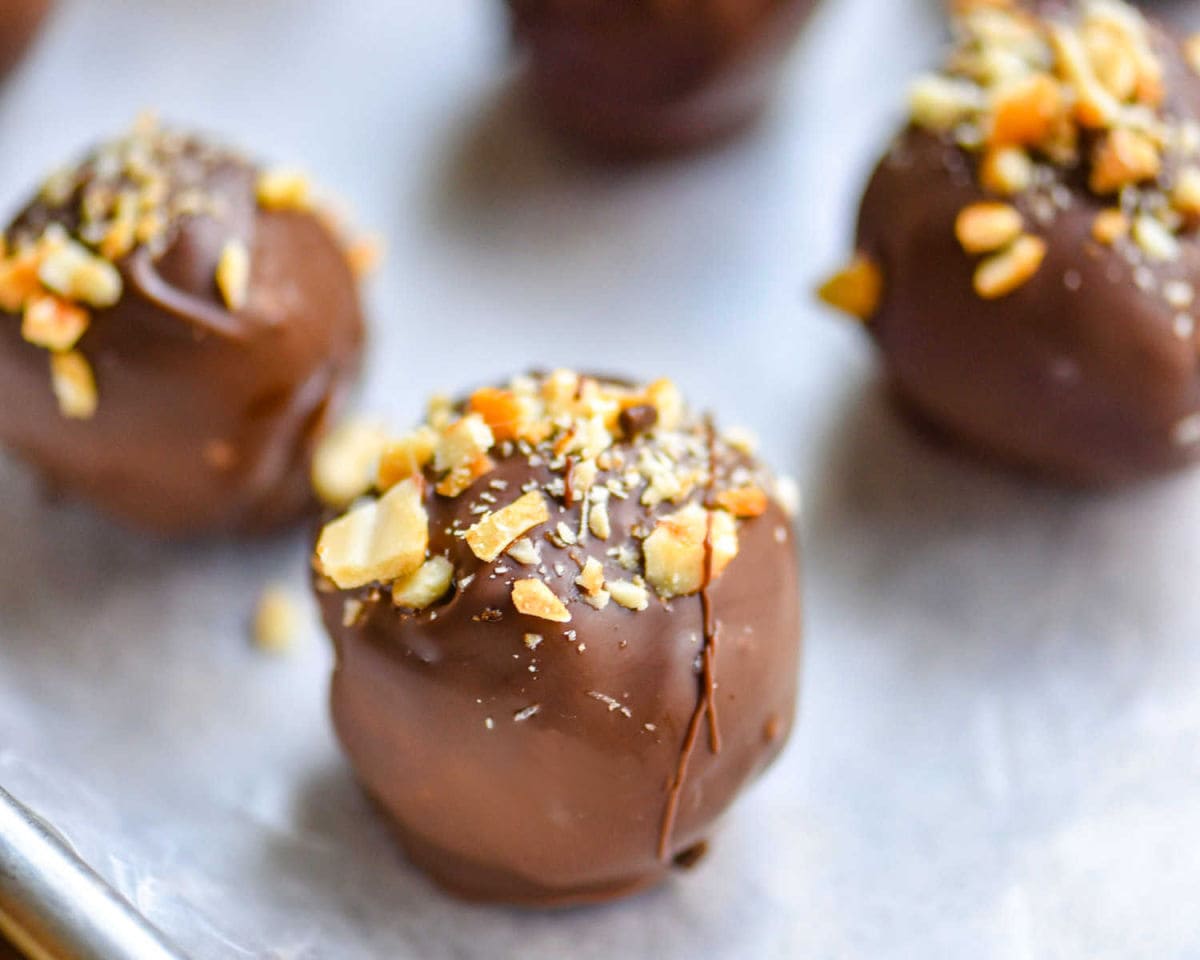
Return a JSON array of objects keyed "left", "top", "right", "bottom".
[{"left": 3, "top": 0, "right": 1200, "bottom": 957}]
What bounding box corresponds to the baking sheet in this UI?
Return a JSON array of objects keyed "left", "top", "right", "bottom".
[{"left": 3, "top": 0, "right": 1200, "bottom": 957}]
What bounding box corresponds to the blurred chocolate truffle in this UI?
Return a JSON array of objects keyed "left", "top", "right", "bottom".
[
  {"left": 0, "top": 0, "right": 51, "bottom": 81},
  {"left": 0, "top": 117, "right": 365, "bottom": 535},
  {"left": 505, "top": 0, "right": 817, "bottom": 157},
  {"left": 311, "top": 370, "right": 802, "bottom": 906},
  {"left": 822, "top": 0, "right": 1200, "bottom": 485}
]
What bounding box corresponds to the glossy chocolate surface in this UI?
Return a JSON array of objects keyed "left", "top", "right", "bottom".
[
  {"left": 0, "top": 128, "right": 364, "bottom": 535},
  {"left": 853, "top": 8, "right": 1200, "bottom": 485},
  {"left": 506, "top": 0, "right": 818, "bottom": 156},
  {"left": 315, "top": 380, "right": 802, "bottom": 906}
]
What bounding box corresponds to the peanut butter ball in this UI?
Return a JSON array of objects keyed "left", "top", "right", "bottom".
[
  {"left": 0, "top": 118, "right": 365, "bottom": 535},
  {"left": 506, "top": 0, "right": 818, "bottom": 157},
  {"left": 311, "top": 371, "right": 802, "bottom": 906},
  {"left": 822, "top": 0, "right": 1200, "bottom": 485},
  {"left": 0, "top": 0, "right": 51, "bottom": 82}
]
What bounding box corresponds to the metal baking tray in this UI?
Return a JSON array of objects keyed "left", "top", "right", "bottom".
[{"left": 3, "top": 0, "right": 1200, "bottom": 957}]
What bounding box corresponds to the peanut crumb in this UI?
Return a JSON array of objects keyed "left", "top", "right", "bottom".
[
  {"left": 973, "top": 234, "right": 1047, "bottom": 299},
  {"left": 512, "top": 578, "right": 571, "bottom": 623},
  {"left": 254, "top": 585, "right": 300, "bottom": 654},
  {"left": 818, "top": 254, "right": 883, "bottom": 320},
  {"left": 216, "top": 239, "right": 250, "bottom": 311},
  {"left": 49, "top": 350, "right": 98, "bottom": 419}
]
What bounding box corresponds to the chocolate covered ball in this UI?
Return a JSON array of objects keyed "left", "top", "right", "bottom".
[
  {"left": 821, "top": 0, "right": 1200, "bottom": 485},
  {"left": 0, "top": 0, "right": 51, "bottom": 82},
  {"left": 505, "top": 0, "right": 817, "bottom": 157},
  {"left": 0, "top": 117, "right": 365, "bottom": 535},
  {"left": 311, "top": 371, "right": 802, "bottom": 906}
]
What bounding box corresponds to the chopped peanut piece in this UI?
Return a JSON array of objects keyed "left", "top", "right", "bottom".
[
  {"left": 0, "top": 248, "right": 44, "bottom": 312},
  {"left": 427, "top": 393, "right": 454, "bottom": 430},
  {"left": 433, "top": 414, "right": 495, "bottom": 496},
  {"left": 512, "top": 579, "right": 571, "bottom": 623},
  {"left": 979, "top": 147, "right": 1034, "bottom": 196},
  {"left": 22, "top": 295, "right": 89, "bottom": 351},
  {"left": 643, "top": 380, "right": 684, "bottom": 432},
  {"left": 1172, "top": 167, "right": 1200, "bottom": 221},
  {"left": 254, "top": 586, "right": 300, "bottom": 654},
  {"left": 506, "top": 537, "right": 541, "bottom": 567},
  {"left": 315, "top": 477, "right": 429, "bottom": 589},
  {"left": 955, "top": 202, "right": 1024, "bottom": 254},
  {"left": 1091, "top": 208, "right": 1129, "bottom": 245},
  {"left": 100, "top": 215, "right": 136, "bottom": 262},
  {"left": 377, "top": 427, "right": 437, "bottom": 491},
  {"left": 50, "top": 350, "right": 98, "bottom": 419},
  {"left": 588, "top": 497, "right": 612, "bottom": 540},
  {"left": 1131, "top": 215, "right": 1179, "bottom": 263},
  {"left": 465, "top": 490, "right": 550, "bottom": 562},
  {"left": 216, "top": 239, "right": 250, "bottom": 311},
  {"left": 608, "top": 579, "right": 649, "bottom": 612},
  {"left": 346, "top": 234, "right": 383, "bottom": 278},
  {"left": 908, "top": 74, "right": 985, "bottom": 131},
  {"left": 542, "top": 369, "right": 580, "bottom": 416},
  {"left": 644, "top": 503, "right": 738, "bottom": 599},
  {"left": 311, "top": 420, "right": 388, "bottom": 508},
  {"left": 571, "top": 459, "right": 599, "bottom": 498},
  {"left": 435, "top": 455, "right": 494, "bottom": 497},
  {"left": 988, "top": 73, "right": 1063, "bottom": 147},
  {"left": 257, "top": 169, "right": 312, "bottom": 211},
  {"left": 1086, "top": 24, "right": 1137, "bottom": 101},
  {"left": 38, "top": 237, "right": 122, "bottom": 308},
  {"left": 434, "top": 414, "right": 494, "bottom": 474},
  {"left": 575, "top": 557, "right": 606, "bottom": 596},
  {"left": 392, "top": 555, "right": 455, "bottom": 610},
  {"left": 1050, "top": 23, "right": 1121, "bottom": 129},
  {"left": 468, "top": 387, "right": 533, "bottom": 443},
  {"left": 1187, "top": 34, "right": 1200, "bottom": 77},
  {"left": 973, "top": 234, "right": 1047, "bottom": 299},
  {"left": 818, "top": 254, "right": 883, "bottom": 320},
  {"left": 556, "top": 415, "right": 613, "bottom": 461},
  {"left": 715, "top": 486, "right": 770, "bottom": 519},
  {"left": 1089, "top": 128, "right": 1161, "bottom": 195}
]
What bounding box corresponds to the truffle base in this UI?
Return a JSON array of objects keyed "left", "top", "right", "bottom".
[{"left": 380, "top": 808, "right": 681, "bottom": 908}]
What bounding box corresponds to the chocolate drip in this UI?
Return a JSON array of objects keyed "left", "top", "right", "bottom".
[{"left": 657, "top": 417, "right": 723, "bottom": 861}]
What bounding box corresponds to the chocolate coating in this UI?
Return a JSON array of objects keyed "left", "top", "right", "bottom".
[
  {"left": 853, "top": 11, "right": 1200, "bottom": 485},
  {"left": 506, "top": 0, "right": 817, "bottom": 157},
  {"left": 0, "top": 126, "right": 364, "bottom": 535},
  {"left": 315, "top": 380, "right": 802, "bottom": 906},
  {"left": 0, "top": 0, "right": 50, "bottom": 82}
]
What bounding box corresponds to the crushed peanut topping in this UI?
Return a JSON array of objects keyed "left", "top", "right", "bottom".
[
  {"left": 824, "top": 0, "right": 1200, "bottom": 318},
  {"left": 2, "top": 115, "right": 365, "bottom": 418},
  {"left": 312, "top": 371, "right": 796, "bottom": 623}
]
